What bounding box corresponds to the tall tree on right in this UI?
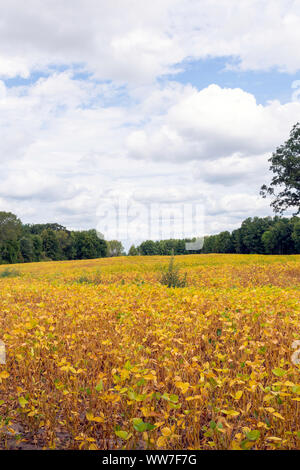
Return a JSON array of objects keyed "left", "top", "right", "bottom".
[
  {"left": 260, "top": 123, "right": 300, "bottom": 215},
  {"left": 0, "top": 212, "right": 22, "bottom": 263}
]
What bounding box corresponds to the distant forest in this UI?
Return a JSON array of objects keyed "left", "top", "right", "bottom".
[
  {"left": 132, "top": 215, "right": 300, "bottom": 256},
  {"left": 1, "top": 211, "right": 300, "bottom": 264},
  {"left": 0, "top": 212, "right": 109, "bottom": 264}
]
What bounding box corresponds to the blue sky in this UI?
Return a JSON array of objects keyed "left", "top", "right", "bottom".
[
  {"left": 0, "top": 0, "right": 300, "bottom": 246},
  {"left": 4, "top": 57, "right": 300, "bottom": 106},
  {"left": 167, "top": 57, "right": 300, "bottom": 105}
]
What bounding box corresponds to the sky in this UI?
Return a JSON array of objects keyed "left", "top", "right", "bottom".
[{"left": 1, "top": 0, "right": 300, "bottom": 247}]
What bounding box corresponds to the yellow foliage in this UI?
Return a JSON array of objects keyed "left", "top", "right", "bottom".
[{"left": 0, "top": 253, "right": 300, "bottom": 449}]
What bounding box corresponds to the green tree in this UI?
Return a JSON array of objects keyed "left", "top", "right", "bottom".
[
  {"left": 231, "top": 228, "right": 246, "bottom": 254},
  {"left": 0, "top": 239, "right": 21, "bottom": 264},
  {"left": 260, "top": 123, "right": 300, "bottom": 214},
  {"left": 0, "top": 212, "right": 22, "bottom": 243},
  {"left": 292, "top": 219, "right": 300, "bottom": 253},
  {"left": 41, "top": 229, "right": 60, "bottom": 260},
  {"left": 107, "top": 240, "right": 124, "bottom": 257},
  {"left": 128, "top": 244, "right": 138, "bottom": 256},
  {"left": 0, "top": 212, "right": 22, "bottom": 263},
  {"left": 138, "top": 240, "right": 159, "bottom": 255},
  {"left": 20, "top": 236, "right": 34, "bottom": 262},
  {"left": 56, "top": 230, "right": 76, "bottom": 260},
  {"left": 32, "top": 235, "right": 43, "bottom": 261},
  {"left": 177, "top": 239, "right": 188, "bottom": 254},
  {"left": 240, "top": 217, "right": 272, "bottom": 254},
  {"left": 215, "top": 231, "right": 233, "bottom": 253},
  {"left": 73, "top": 230, "right": 107, "bottom": 260},
  {"left": 271, "top": 218, "right": 294, "bottom": 254},
  {"left": 202, "top": 235, "right": 215, "bottom": 253},
  {"left": 90, "top": 230, "right": 107, "bottom": 258},
  {"left": 261, "top": 230, "right": 276, "bottom": 254}
]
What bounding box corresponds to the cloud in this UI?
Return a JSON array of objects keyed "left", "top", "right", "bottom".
[
  {"left": 0, "top": 1, "right": 300, "bottom": 83},
  {"left": 0, "top": 0, "right": 299, "bottom": 244},
  {"left": 194, "top": 153, "right": 269, "bottom": 186},
  {"left": 0, "top": 0, "right": 181, "bottom": 82},
  {"left": 127, "top": 84, "right": 300, "bottom": 162},
  {"left": 0, "top": 73, "right": 298, "bottom": 239},
  {"left": 0, "top": 169, "right": 79, "bottom": 201}
]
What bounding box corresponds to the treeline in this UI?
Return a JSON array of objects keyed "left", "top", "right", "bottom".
[
  {"left": 128, "top": 238, "right": 199, "bottom": 256},
  {"left": 1, "top": 211, "right": 300, "bottom": 264},
  {"left": 202, "top": 216, "right": 300, "bottom": 255},
  {"left": 0, "top": 212, "right": 125, "bottom": 264},
  {"left": 129, "top": 216, "right": 300, "bottom": 255}
]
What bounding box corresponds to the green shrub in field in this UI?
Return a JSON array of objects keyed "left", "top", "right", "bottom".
[
  {"left": 76, "top": 275, "right": 91, "bottom": 284},
  {"left": 0, "top": 267, "right": 21, "bottom": 278},
  {"left": 75, "top": 270, "right": 101, "bottom": 285},
  {"left": 159, "top": 255, "right": 187, "bottom": 288}
]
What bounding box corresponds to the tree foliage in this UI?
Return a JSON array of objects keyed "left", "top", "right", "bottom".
[
  {"left": 159, "top": 255, "right": 187, "bottom": 288},
  {"left": 137, "top": 238, "right": 198, "bottom": 256},
  {"left": 0, "top": 212, "right": 22, "bottom": 241},
  {"left": 1, "top": 210, "right": 300, "bottom": 265},
  {"left": 202, "top": 216, "right": 299, "bottom": 255},
  {"left": 0, "top": 212, "right": 108, "bottom": 264},
  {"left": 128, "top": 245, "right": 138, "bottom": 256},
  {"left": 260, "top": 122, "right": 300, "bottom": 214},
  {"left": 137, "top": 217, "right": 300, "bottom": 256},
  {"left": 107, "top": 240, "right": 124, "bottom": 257}
]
